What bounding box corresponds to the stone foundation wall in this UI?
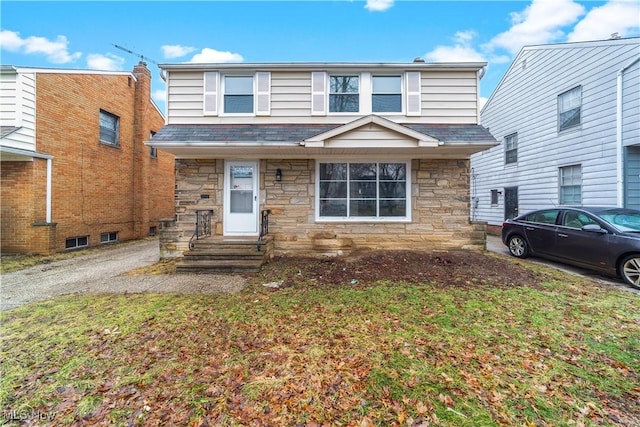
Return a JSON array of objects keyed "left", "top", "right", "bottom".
[{"left": 159, "top": 158, "right": 487, "bottom": 258}]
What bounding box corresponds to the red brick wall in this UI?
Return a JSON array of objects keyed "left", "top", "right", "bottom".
[{"left": 1, "top": 65, "right": 174, "bottom": 254}]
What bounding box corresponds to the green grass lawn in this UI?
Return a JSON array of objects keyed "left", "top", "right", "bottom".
[{"left": 1, "top": 259, "right": 639, "bottom": 426}]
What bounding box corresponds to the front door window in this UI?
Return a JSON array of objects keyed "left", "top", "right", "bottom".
[{"left": 224, "top": 161, "right": 259, "bottom": 235}]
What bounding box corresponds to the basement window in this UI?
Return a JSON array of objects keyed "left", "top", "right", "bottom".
[
  {"left": 100, "top": 232, "right": 118, "bottom": 244},
  {"left": 66, "top": 236, "right": 88, "bottom": 249}
]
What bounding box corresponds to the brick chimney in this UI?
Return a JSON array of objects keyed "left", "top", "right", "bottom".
[{"left": 132, "top": 61, "right": 152, "bottom": 237}]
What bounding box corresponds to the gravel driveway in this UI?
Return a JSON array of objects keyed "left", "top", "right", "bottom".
[
  {"left": 0, "top": 239, "right": 246, "bottom": 312},
  {"left": 2, "top": 236, "right": 636, "bottom": 312}
]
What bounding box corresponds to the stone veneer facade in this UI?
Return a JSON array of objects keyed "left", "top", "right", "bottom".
[{"left": 159, "top": 158, "right": 486, "bottom": 258}]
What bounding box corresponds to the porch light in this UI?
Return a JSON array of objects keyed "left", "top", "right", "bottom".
[{"left": 275, "top": 168, "right": 282, "bottom": 181}]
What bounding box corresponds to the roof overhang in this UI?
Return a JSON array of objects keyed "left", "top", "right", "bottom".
[{"left": 147, "top": 116, "right": 498, "bottom": 159}]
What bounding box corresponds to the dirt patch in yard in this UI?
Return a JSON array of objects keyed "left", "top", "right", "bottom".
[{"left": 253, "top": 249, "right": 555, "bottom": 289}]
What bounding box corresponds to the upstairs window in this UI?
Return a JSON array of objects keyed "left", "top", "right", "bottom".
[
  {"left": 329, "top": 75, "right": 359, "bottom": 112},
  {"left": 558, "top": 86, "right": 581, "bottom": 131},
  {"left": 99, "top": 110, "right": 119, "bottom": 146},
  {"left": 504, "top": 133, "right": 518, "bottom": 164},
  {"left": 224, "top": 75, "right": 254, "bottom": 114},
  {"left": 372, "top": 75, "right": 402, "bottom": 112},
  {"left": 559, "top": 164, "right": 582, "bottom": 205}
]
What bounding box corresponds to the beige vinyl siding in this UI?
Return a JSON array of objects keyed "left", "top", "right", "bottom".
[
  {"left": 0, "top": 70, "right": 37, "bottom": 151},
  {"left": 166, "top": 71, "right": 206, "bottom": 123},
  {"left": 325, "top": 124, "right": 419, "bottom": 148},
  {"left": 271, "top": 71, "right": 311, "bottom": 117},
  {"left": 421, "top": 70, "right": 478, "bottom": 123},
  {"left": 165, "top": 68, "right": 481, "bottom": 125}
]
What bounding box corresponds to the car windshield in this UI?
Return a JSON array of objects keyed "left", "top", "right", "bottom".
[{"left": 595, "top": 209, "right": 640, "bottom": 232}]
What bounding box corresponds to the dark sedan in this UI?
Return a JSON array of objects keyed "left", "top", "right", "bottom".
[{"left": 502, "top": 206, "right": 640, "bottom": 289}]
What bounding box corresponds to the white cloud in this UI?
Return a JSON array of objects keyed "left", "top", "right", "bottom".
[
  {"left": 86, "top": 53, "right": 126, "bottom": 71},
  {"left": 567, "top": 0, "right": 640, "bottom": 42},
  {"left": 425, "top": 31, "right": 487, "bottom": 62},
  {"left": 162, "top": 44, "right": 197, "bottom": 59},
  {"left": 152, "top": 88, "right": 166, "bottom": 105},
  {"left": 0, "top": 30, "right": 81, "bottom": 64},
  {"left": 188, "top": 48, "right": 243, "bottom": 63},
  {"left": 365, "top": 0, "right": 394, "bottom": 12},
  {"left": 0, "top": 30, "right": 24, "bottom": 50},
  {"left": 486, "top": 0, "right": 585, "bottom": 55}
]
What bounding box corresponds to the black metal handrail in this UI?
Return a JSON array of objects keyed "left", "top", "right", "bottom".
[
  {"left": 257, "top": 209, "right": 272, "bottom": 251},
  {"left": 189, "top": 209, "right": 214, "bottom": 250}
]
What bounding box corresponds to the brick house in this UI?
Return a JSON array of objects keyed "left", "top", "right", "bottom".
[
  {"left": 149, "top": 61, "right": 497, "bottom": 271},
  {"left": 0, "top": 62, "right": 174, "bottom": 255}
]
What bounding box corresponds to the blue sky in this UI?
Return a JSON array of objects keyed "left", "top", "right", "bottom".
[{"left": 1, "top": 0, "right": 638, "bottom": 113}]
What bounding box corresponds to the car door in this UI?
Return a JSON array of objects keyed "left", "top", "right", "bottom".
[
  {"left": 521, "top": 209, "right": 560, "bottom": 255},
  {"left": 552, "top": 210, "right": 613, "bottom": 270}
]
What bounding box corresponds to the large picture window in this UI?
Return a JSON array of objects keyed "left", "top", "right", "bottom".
[
  {"left": 329, "top": 75, "right": 359, "bottom": 112},
  {"left": 318, "top": 161, "right": 409, "bottom": 220},
  {"left": 224, "top": 75, "right": 254, "bottom": 114},
  {"left": 558, "top": 86, "right": 581, "bottom": 131}
]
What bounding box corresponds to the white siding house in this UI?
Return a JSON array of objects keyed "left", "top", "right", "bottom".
[
  {"left": 0, "top": 66, "right": 37, "bottom": 155},
  {"left": 149, "top": 61, "right": 498, "bottom": 263},
  {"left": 470, "top": 38, "right": 640, "bottom": 229}
]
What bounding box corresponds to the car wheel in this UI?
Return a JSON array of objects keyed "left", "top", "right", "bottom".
[
  {"left": 619, "top": 254, "right": 640, "bottom": 289},
  {"left": 507, "top": 235, "right": 529, "bottom": 258}
]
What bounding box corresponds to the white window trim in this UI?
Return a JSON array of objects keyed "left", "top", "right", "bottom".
[
  {"left": 557, "top": 85, "right": 582, "bottom": 132},
  {"left": 328, "top": 73, "right": 361, "bottom": 115},
  {"left": 326, "top": 72, "right": 408, "bottom": 116},
  {"left": 558, "top": 164, "right": 582, "bottom": 205},
  {"left": 314, "top": 159, "right": 412, "bottom": 223},
  {"left": 372, "top": 74, "right": 404, "bottom": 115},
  {"left": 220, "top": 74, "right": 256, "bottom": 116}
]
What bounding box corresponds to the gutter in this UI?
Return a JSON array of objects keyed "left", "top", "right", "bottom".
[{"left": 616, "top": 56, "right": 640, "bottom": 208}]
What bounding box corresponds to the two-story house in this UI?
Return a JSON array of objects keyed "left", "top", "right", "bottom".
[
  {"left": 149, "top": 60, "right": 497, "bottom": 270},
  {"left": 0, "top": 62, "right": 175, "bottom": 255},
  {"left": 470, "top": 37, "right": 639, "bottom": 233}
]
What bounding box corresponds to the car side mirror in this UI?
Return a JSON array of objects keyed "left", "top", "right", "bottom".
[{"left": 582, "top": 224, "right": 607, "bottom": 234}]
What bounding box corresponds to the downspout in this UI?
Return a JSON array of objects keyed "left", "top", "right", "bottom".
[
  {"left": 616, "top": 56, "right": 640, "bottom": 208},
  {"left": 46, "top": 157, "right": 52, "bottom": 222}
]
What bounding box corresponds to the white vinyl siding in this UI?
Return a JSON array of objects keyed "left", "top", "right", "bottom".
[
  {"left": 0, "top": 70, "right": 37, "bottom": 152},
  {"left": 471, "top": 39, "right": 639, "bottom": 225}
]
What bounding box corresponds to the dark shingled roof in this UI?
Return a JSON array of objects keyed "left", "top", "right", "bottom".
[
  {"left": 0, "top": 126, "right": 20, "bottom": 138},
  {"left": 151, "top": 123, "right": 496, "bottom": 144}
]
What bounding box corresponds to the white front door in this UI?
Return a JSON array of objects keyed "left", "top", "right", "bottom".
[{"left": 224, "top": 161, "right": 259, "bottom": 236}]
